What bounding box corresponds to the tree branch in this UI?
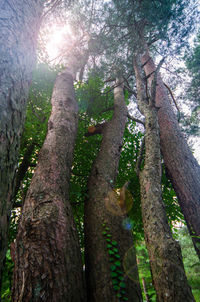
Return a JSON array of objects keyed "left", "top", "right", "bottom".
[
  {"left": 127, "top": 113, "right": 145, "bottom": 126},
  {"left": 164, "top": 83, "right": 180, "bottom": 113}
]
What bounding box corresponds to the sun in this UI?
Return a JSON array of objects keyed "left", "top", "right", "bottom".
[{"left": 46, "top": 24, "right": 72, "bottom": 62}]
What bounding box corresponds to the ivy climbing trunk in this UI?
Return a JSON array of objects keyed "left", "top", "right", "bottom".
[
  {"left": 84, "top": 78, "right": 142, "bottom": 302},
  {"left": 141, "top": 48, "right": 200, "bottom": 259},
  {"left": 0, "top": 0, "right": 44, "bottom": 285},
  {"left": 12, "top": 70, "right": 86, "bottom": 302},
  {"left": 134, "top": 54, "right": 195, "bottom": 302}
]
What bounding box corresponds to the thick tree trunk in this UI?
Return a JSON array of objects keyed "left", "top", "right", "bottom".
[
  {"left": 141, "top": 49, "right": 200, "bottom": 258},
  {"left": 134, "top": 54, "right": 195, "bottom": 302},
  {"left": 84, "top": 78, "right": 142, "bottom": 302},
  {"left": 12, "top": 71, "right": 86, "bottom": 302},
  {"left": 0, "top": 0, "right": 44, "bottom": 282}
]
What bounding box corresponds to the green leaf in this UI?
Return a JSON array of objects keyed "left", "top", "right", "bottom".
[
  {"left": 107, "top": 244, "right": 112, "bottom": 249},
  {"left": 108, "top": 250, "right": 114, "bottom": 255},
  {"left": 111, "top": 272, "right": 118, "bottom": 278},
  {"left": 117, "top": 270, "right": 123, "bottom": 275},
  {"left": 112, "top": 279, "right": 118, "bottom": 285},
  {"left": 113, "top": 285, "right": 120, "bottom": 291},
  {"left": 111, "top": 241, "right": 118, "bottom": 246},
  {"left": 120, "top": 282, "right": 126, "bottom": 288},
  {"left": 110, "top": 264, "right": 116, "bottom": 271},
  {"left": 114, "top": 260, "right": 121, "bottom": 267}
]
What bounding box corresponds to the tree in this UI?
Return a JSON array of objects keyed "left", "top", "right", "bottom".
[
  {"left": 12, "top": 69, "right": 86, "bottom": 301},
  {"left": 141, "top": 48, "right": 200, "bottom": 258},
  {"left": 0, "top": 0, "right": 44, "bottom": 284},
  {"left": 181, "top": 33, "right": 200, "bottom": 136},
  {"left": 13, "top": 64, "right": 57, "bottom": 206},
  {"left": 84, "top": 78, "right": 142, "bottom": 301},
  {"left": 102, "top": 0, "right": 200, "bottom": 259},
  {"left": 133, "top": 53, "right": 194, "bottom": 301}
]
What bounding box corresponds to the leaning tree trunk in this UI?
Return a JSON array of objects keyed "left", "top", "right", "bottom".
[
  {"left": 12, "top": 70, "right": 86, "bottom": 302},
  {"left": 0, "top": 0, "right": 44, "bottom": 283},
  {"left": 134, "top": 54, "right": 195, "bottom": 301},
  {"left": 84, "top": 78, "right": 142, "bottom": 302},
  {"left": 141, "top": 47, "right": 200, "bottom": 259}
]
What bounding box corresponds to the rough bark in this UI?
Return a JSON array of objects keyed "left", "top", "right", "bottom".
[
  {"left": 141, "top": 48, "right": 200, "bottom": 259},
  {"left": 12, "top": 71, "right": 86, "bottom": 302},
  {"left": 84, "top": 78, "right": 142, "bottom": 302},
  {"left": 134, "top": 54, "right": 195, "bottom": 302},
  {"left": 0, "top": 0, "right": 44, "bottom": 282}
]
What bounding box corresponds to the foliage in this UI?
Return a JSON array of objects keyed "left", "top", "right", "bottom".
[
  {"left": 183, "top": 32, "right": 200, "bottom": 136},
  {"left": 102, "top": 222, "right": 128, "bottom": 301},
  {"left": 136, "top": 243, "right": 156, "bottom": 301},
  {"left": 1, "top": 250, "right": 13, "bottom": 302},
  {"left": 178, "top": 226, "right": 200, "bottom": 301}
]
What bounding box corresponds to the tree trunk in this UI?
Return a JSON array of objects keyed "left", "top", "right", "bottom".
[
  {"left": 141, "top": 48, "right": 200, "bottom": 259},
  {"left": 134, "top": 54, "right": 195, "bottom": 302},
  {"left": 136, "top": 258, "right": 152, "bottom": 302},
  {"left": 12, "top": 70, "right": 86, "bottom": 302},
  {"left": 13, "top": 142, "right": 36, "bottom": 205},
  {"left": 0, "top": 0, "right": 44, "bottom": 283},
  {"left": 84, "top": 78, "right": 142, "bottom": 302}
]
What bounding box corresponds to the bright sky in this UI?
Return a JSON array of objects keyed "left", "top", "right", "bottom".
[{"left": 46, "top": 24, "right": 73, "bottom": 62}]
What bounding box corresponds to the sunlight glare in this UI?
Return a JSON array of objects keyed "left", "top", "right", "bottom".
[{"left": 46, "top": 24, "right": 73, "bottom": 62}]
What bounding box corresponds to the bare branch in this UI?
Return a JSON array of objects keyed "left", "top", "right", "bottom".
[
  {"left": 127, "top": 113, "right": 145, "bottom": 126},
  {"left": 164, "top": 83, "right": 180, "bottom": 113}
]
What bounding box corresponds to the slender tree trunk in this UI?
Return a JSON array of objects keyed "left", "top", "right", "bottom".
[
  {"left": 141, "top": 48, "right": 200, "bottom": 259},
  {"left": 134, "top": 54, "right": 195, "bottom": 302},
  {"left": 136, "top": 258, "right": 152, "bottom": 302},
  {"left": 13, "top": 142, "right": 36, "bottom": 205},
  {"left": 84, "top": 78, "right": 142, "bottom": 302},
  {"left": 0, "top": 0, "right": 44, "bottom": 283},
  {"left": 12, "top": 70, "right": 86, "bottom": 302}
]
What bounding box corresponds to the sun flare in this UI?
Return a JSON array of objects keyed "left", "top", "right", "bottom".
[{"left": 46, "top": 24, "right": 73, "bottom": 61}]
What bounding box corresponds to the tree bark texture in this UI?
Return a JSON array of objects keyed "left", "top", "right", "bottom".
[
  {"left": 12, "top": 71, "right": 86, "bottom": 302},
  {"left": 0, "top": 0, "right": 44, "bottom": 282},
  {"left": 84, "top": 78, "right": 142, "bottom": 302},
  {"left": 141, "top": 48, "right": 200, "bottom": 259},
  {"left": 134, "top": 54, "right": 195, "bottom": 302}
]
